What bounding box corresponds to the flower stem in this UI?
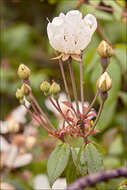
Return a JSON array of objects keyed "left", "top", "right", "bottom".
[
  {"left": 24, "top": 104, "right": 50, "bottom": 132},
  {"left": 59, "top": 59, "right": 78, "bottom": 117},
  {"left": 49, "top": 97, "right": 73, "bottom": 128},
  {"left": 31, "top": 102, "right": 56, "bottom": 131},
  {"left": 85, "top": 100, "right": 105, "bottom": 138},
  {"left": 80, "top": 54, "right": 84, "bottom": 114},
  {"left": 83, "top": 89, "right": 99, "bottom": 119},
  {"left": 68, "top": 58, "right": 80, "bottom": 117},
  {"left": 30, "top": 92, "right": 55, "bottom": 130}
]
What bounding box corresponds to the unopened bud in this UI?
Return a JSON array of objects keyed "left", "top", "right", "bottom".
[
  {"left": 97, "top": 40, "right": 114, "bottom": 58},
  {"left": 19, "top": 98, "right": 25, "bottom": 105},
  {"left": 21, "top": 83, "right": 31, "bottom": 95},
  {"left": 50, "top": 82, "right": 60, "bottom": 94},
  {"left": 97, "top": 72, "right": 112, "bottom": 92},
  {"left": 16, "top": 88, "right": 24, "bottom": 99},
  {"left": 40, "top": 81, "right": 51, "bottom": 94},
  {"left": 18, "top": 64, "right": 31, "bottom": 80}
]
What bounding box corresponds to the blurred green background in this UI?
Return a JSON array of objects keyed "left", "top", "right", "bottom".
[{"left": 0, "top": 0, "right": 127, "bottom": 189}]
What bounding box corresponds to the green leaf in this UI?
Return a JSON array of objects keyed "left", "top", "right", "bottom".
[
  {"left": 65, "top": 155, "right": 79, "bottom": 184},
  {"left": 103, "top": 0, "right": 122, "bottom": 20},
  {"left": 71, "top": 146, "right": 87, "bottom": 176},
  {"left": 118, "top": 91, "right": 127, "bottom": 106},
  {"left": 108, "top": 135, "right": 123, "bottom": 155},
  {"left": 90, "top": 0, "right": 101, "bottom": 6},
  {"left": 80, "top": 5, "right": 113, "bottom": 21},
  {"left": 115, "top": 44, "right": 127, "bottom": 72},
  {"left": 85, "top": 143, "right": 104, "bottom": 174},
  {"left": 47, "top": 143, "right": 70, "bottom": 186}
]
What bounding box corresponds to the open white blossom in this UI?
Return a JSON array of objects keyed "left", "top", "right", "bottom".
[{"left": 47, "top": 10, "right": 97, "bottom": 60}]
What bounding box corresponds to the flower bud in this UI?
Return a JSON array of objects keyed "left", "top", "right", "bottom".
[
  {"left": 50, "top": 81, "right": 61, "bottom": 94},
  {"left": 97, "top": 72, "right": 112, "bottom": 92},
  {"left": 97, "top": 40, "right": 114, "bottom": 58},
  {"left": 19, "top": 98, "right": 25, "bottom": 105},
  {"left": 16, "top": 88, "right": 24, "bottom": 99},
  {"left": 21, "top": 83, "right": 31, "bottom": 95},
  {"left": 40, "top": 80, "right": 51, "bottom": 94},
  {"left": 17, "top": 64, "right": 31, "bottom": 80}
]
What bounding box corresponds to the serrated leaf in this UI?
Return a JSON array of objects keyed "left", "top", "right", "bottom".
[
  {"left": 47, "top": 143, "right": 70, "bottom": 186},
  {"left": 85, "top": 143, "right": 104, "bottom": 174},
  {"left": 65, "top": 155, "right": 79, "bottom": 184},
  {"left": 71, "top": 146, "right": 87, "bottom": 176}
]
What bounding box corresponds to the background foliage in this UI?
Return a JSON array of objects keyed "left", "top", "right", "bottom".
[{"left": 0, "top": 0, "right": 127, "bottom": 189}]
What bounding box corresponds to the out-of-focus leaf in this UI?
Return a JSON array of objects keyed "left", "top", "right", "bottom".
[
  {"left": 90, "top": 0, "right": 101, "bottom": 6},
  {"left": 104, "top": 156, "right": 121, "bottom": 169},
  {"left": 80, "top": 5, "right": 113, "bottom": 21},
  {"left": 85, "top": 143, "right": 104, "bottom": 174},
  {"left": 118, "top": 91, "right": 127, "bottom": 106},
  {"left": 116, "top": 0, "right": 126, "bottom": 8},
  {"left": 103, "top": 0, "right": 122, "bottom": 20},
  {"left": 115, "top": 44, "right": 127, "bottom": 72},
  {"left": 108, "top": 135, "right": 123, "bottom": 155},
  {"left": 47, "top": 143, "right": 70, "bottom": 186},
  {"left": 56, "top": 0, "right": 77, "bottom": 14}
]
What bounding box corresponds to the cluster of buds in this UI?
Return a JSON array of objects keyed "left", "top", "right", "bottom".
[
  {"left": 16, "top": 64, "right": 32, "bottom": 105},
  {"left": 40, "top": 80, "right": 61, "bottom": 99}
]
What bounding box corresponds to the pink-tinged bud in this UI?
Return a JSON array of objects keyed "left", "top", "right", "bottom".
[
  {"left": 21, "top": 83, "right": 31, "bottom": 95},
  {"left": 18, "top": 64, "right": 31, "bottom": 80},
  {"left": 97, "top": 72, "right": 112, "bottom": 92},
  {"left": 97, "top": 40, "right": 114, "bottom": 58}
]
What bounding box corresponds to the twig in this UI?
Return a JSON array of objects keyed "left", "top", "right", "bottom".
[
  {"left": 59, "top": 59, "right": 78, "bottom": 118},
  {"left": 67, "top": 167, "right": 127, "bottom": 190}
]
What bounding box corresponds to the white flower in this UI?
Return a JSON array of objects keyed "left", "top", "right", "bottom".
[{"left": 47, "top": 10, "right": 97, "bottom": 57}]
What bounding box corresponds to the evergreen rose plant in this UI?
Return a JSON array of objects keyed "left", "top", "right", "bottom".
[{"left": 16, "top": 10, "right": 115, "bottom": 187}]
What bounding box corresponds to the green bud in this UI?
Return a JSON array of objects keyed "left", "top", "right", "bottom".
[
  {"left": 16, "top": 88, "right": 24, "bottom": 99},
  {"left": 19, "top": 98, "right": 25, "bottom": 105},
  {"left": 25, "top": 95, "right": 32, "bottom": 103},
  {"left": 50, "top": 82, "right": 61, "bottom": 94},
  {"left": 17, "top": 64, "right": 31, "bottom": 80},
  {"left": 97, "top": 40, "right": 114, "bottom": 58},
  {"left": 97, "top": 72, "right": 112, "bottom": 92},
  {"left": 21, "top": 83, "right": 31, "bottom": 95},
  {"left": 40, "top": 80, "right": 51, "bottom": 93}
]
